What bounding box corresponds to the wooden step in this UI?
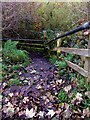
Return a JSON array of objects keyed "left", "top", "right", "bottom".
[
  {"left": 19, "top": 40, "right": 45, "bottom": 44},
  {"left": 19, "top": 43, "right": 45, "bottom": 48}
]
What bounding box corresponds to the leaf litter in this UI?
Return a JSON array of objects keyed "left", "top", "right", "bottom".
[{"left": 1, "top": 52, "right": 90, "bottom": 119}]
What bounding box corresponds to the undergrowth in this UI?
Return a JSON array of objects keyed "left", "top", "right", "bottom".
[
  {"left": 49, "top": 53, "right": 90, "bottom": 112},
  {"left": 3, "top": 40, "right": 30, "bottom": 65},
  {"left": 2, "top": 40, "right": 30, "bottom": 86}
]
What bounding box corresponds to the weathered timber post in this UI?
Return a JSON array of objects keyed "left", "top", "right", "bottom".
[
  {"left": 56, "top": 33, "right": 62, "bottom": 56},
  {"left": 43, "top": 30, "right": 47, "bottom": 40},
  {"left": 84, "top": 35, "right": 90, "bottom": 83},
  {"left": 43, "top": 30, "right": 50, "bottom": 55},
  {"left": 84, "top": 2, "right": 90, "bottom": 83}
]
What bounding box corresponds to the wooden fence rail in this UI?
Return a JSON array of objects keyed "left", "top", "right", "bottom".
[{"left": 52, "top": 34, "right": 90, "bottom": 83}]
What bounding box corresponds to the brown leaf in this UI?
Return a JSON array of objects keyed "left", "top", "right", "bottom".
[
  {"left": 47, "top": 109, "right": 55, "bottom": 117},
  {"left": 85, "top": 91, "right": 90, "bottom": 99},
  {"left": 83, "top": 108, "right": 90, "bottom": 117},
  {"left": 26, "top": 107, "right": 37, "bottom": 118},
  {"left": 64, "top": 85, "right": 72, "bottom": 93}
]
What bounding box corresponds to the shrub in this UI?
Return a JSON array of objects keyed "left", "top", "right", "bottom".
[{"left": 3, "top": 40, "right": 30, "bottom": 65}]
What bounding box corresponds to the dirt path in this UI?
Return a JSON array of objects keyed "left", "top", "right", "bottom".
[{"left": 2, "top": 51, "right": 69, "bottom": 119}]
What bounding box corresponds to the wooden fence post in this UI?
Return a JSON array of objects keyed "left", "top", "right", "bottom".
[
  {"left": 56, "top": 33, "right": 62, "bottom": 56},
  {"left": 84, "top": 34, "right": 90, "bottom": 83},
  {"left": 43, "top": 30, "right": 47, "bottom": 40},
  {"left": 84, "top": 2, "right": 90, "bottom": 83}
]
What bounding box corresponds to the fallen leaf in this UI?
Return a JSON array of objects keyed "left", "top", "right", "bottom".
[
  {"left": 3, "top": 82, "right": 7, "bottom": 88},
  {"left": 42, "top": 95, "right": 47, "bottom": 100},
  {"left": 26, "top": 108, "right": 36, "bottom": 118},
  {"left": 30, "top": 70, "right": 37, "bottom": 74},
  {"left": 85, "top": 91, "right": 90, "bottom": 99},
  {"left": 3, "top": 102, "right": 14, "bottom": 117},
  {"left": 7, "top": 107, "right": 14, "bottom": 117},
  {"left": 0, "top": 105, "right": 2, "bottom": 109},
  {"left": 64, "top": 85, "right": 72, "bottom": 93},
  {"left": 23, "top": 97, "right": 29, "bottom": 104},
  {"left": 56, "top": 108, "right": 62, "bottom": 115},
  {"left": 56, "top": 79, "right": 62, "bottom": 84},
  {"left": 19, "top": 72, "right": 22, "bottom": 75},
  {"left": 84, "top": 31, "right": 89, "bottom": 36},
  {"left": 8, "top": 93, "right": 13, "bottom": 97},
  {"left": 71, "top": 98, "right": 76, "bottom": 104},
  {"left": 47, "top": 109, "right": 55, "bottom": 117},
  {"left": 26, "top": 77, "right": 31, "bottom": 80},
  {"left": 23, "top": 80, "right": 28, "bottom": 83},
  {"left": 19, "top": 110, "right": 25, "bottom": 116},
  {"left": 83, "top": 108, "right": 90, "bottom": 117},
  {"left": 40, "top": 68, "right": 44, "bottom": 71},
  {"left": 20, "top": 76, "right": 25, "bottom": 81},
  {"left": 6, "top": 102, "right": 13, "bottom": 107},
  {"left": 76, "top": 93, "right": 83, "bottom": 101},
  {"left": 15, "top": 92, "right": 19, "bottom": 96},
  {"left": 64, "top": 103, "right": 69, "bottom": 110},
  {"left": 5, "top": 97, "right": 9, "bottom": 103},
  {"left": 63, "top": 108, "right": 71, "bottom": 119},
  {"left": 36, "top": 84, "right": 42, "bottom": 89},
  {"left": 68, "top": 92, "right": 74, "bottom": 98},
  {"left": 0, "top": 94, "right": 2, "bottom": 101},
  {"left": 38, "top": 111, "right": 44, "bottom": 118},
  {"left": 44, "top": 98, "right": 49, "bottom": 105},
  {"left": 15, "top": 107, "right": 19, "bottom": 113}
]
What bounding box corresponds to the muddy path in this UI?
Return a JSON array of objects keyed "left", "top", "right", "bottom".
[{"left": 2, "top": 51, "right": 70, "bottom": 119}]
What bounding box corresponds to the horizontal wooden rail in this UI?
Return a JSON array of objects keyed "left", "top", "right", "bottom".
[
  {"left": 65, "top": 59, "right": 88, "bottom": 77},
  {"left": 1, "top": 38, "right": 45, "bottom": 42},
  {"left": 2, "top": 38, "right": 48, "bottom": 50},
  {"left": 53, "top": 47, "right": 90, "bottom": 57},
  {"left": 19, "top": 43, "right": 45, "bottom": 48},
  {"left": 19, "top": 41, "right": 45, "bottom": 44},
  {"left": 50, "top": 21, "right": 90, "bottom": 82}
]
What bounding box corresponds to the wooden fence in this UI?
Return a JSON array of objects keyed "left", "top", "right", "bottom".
[
  {"left": 2, "top": 38, "right": 46, "bottom": 49},
  {"left": 52, "top": 34, "right": 90, "bottom": 83},
  {"left": 2, "top": 25, "right": 90, "bottom": 83}
]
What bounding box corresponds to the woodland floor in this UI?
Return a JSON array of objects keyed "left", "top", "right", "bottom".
[{"left": 1, "top": 51, "right": 90, "bottom": 119}]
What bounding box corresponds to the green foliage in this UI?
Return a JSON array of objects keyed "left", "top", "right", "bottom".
[
  {"left": 50, "top": 53, "right": 75, "bottom": 70},
  {"left": 2, "top": 40, "right": 30, "bottom": 86},
  {"left": 65, "top": 53, "right": 75, "bottom": 61},
  {"left": 46, "top": 29, "right": 56, "bottom": 40},
  {"left": 59, "top": 69, "right": 66, "bottom": 76},
  {"left": 69, "top": 73, "right": 77, "bottom": 80},
  {"left": 58, "top": 90, "right": 69, "bottom": 103},
  {"left": 3, "top": 40, "right": 29, "bottom": 65},
  {"left": 82, "top": 99, "right": 90, "bottom": 109},
  {"left": 37, "top": 3, "right": 85, "bottom": 31},
  {"left": 49, "top": 55, "right": 57, "bottom": 64},
  {"left": 12, "top": 65, "right": 21, "bottom": 70},
  {"left": 2, "top": 64, "right": 20, "bottom": 74},
  {"left": 55, "top": 61, "right": 67, "bottom": 69},
  {"left": 49, "top": 55, "right": 67, "bottom": 69},
  {"left": 2, "top": 63, "right": 8, "bottom": 71},
  {"left": 78, "top": 77, "right": 90, "bottom": 91},
  {"left": 8, "top": 78, "right": 22, "bottom": 86},
  {"left": 2, "top": 63, "right": 8, "bottom": 79}
]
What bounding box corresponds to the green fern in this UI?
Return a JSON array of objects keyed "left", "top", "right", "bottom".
[{"left": 3, "top": 40, "right": 30, "bottom": 65}]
